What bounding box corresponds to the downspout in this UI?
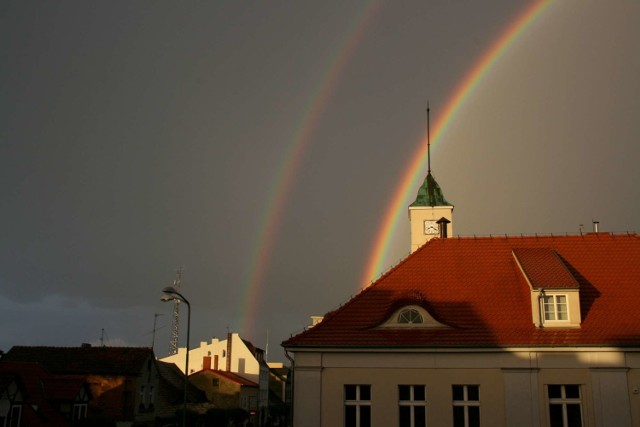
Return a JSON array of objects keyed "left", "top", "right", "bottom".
[{"left": 538, "top": 290, "right": 545, "bottom": 328}]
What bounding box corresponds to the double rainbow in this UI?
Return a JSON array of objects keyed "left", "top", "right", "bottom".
[{"left": 240, "top": 0, "right": 554, "bottom": 338}]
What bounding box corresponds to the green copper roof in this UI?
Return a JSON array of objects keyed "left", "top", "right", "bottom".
[{"left": 410, "top": 173, "right": 451, "bottom": 207}]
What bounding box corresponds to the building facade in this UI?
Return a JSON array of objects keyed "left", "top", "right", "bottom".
[
  {"left": 161, "top": 332, "right": 271, "bottom": 424},
  {"left": 2, "top": 345, "right": 160, "bottom": 426},
  {"left": 189, "top": 366, "right": 259, "bottom": 413},
  {"left": 283, "top": 173, "right": 640, "bottom": 427},
  {"left": 0, "top": 361, "right": 91, "bottom": 426},
  {"left": 161, "top": 332, "right": 264, "bottom": 384}
]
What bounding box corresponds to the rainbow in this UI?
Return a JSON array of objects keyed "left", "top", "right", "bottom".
[
  {"left": 360, "top": 0, "right": 554, "bottom": 287},
  {"left": 240, "top": 1, "right": 384, "bottom": 339}
]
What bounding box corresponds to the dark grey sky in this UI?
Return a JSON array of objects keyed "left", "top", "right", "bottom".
[{"left": 1, "top": 1, "right": 638, "bottom": 361}]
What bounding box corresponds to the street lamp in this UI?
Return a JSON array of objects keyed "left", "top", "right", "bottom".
[{"left": 161, "top": 286, "right": 190, "bottom": 427}]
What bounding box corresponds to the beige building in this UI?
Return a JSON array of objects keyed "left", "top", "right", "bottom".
[
  {"left": 282, "top": 172, "right": 640, "bottom": 427},
  {"left": 160, "top": 332, "right": 270, "bottom": 424},
  {"left": 160, "top": 332, "right": 264, "bottom": 383}
]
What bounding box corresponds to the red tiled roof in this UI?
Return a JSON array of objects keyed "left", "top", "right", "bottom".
[
  {"left": 513, "top": 248, "right": 578, "bottom": 289},
  {"left": 0, "top": 372, "right": 17, "bottom": 393},
  {"left": 0, "top": 361, "right": 86, "bottom": 426},
  {"left": 283, "top": 234, "right": 640, "bottom": 348},
  {"left": 3, "top": 346, "right": 153, "bottom": 375},
  {"left": 0, "top": 361, "right": 86, "bottom": 401},
  {"left": 191, "top": 369, "right": 258, "bottom": 387}
]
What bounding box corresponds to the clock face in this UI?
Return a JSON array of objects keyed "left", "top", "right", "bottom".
[{"left": 424, "top": 220, "right": 438, "bottom": 235}]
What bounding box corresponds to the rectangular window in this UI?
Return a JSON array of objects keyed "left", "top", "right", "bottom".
[
  {"left": 543, "top": 295, "right": 568, "bottom": 321},
  {"left": 73, "top": 403, "right": 88, "bottom": 420},
  {"left": 345, "top": 385, "right": 371, "bottom": 427},
  {"left": 452, "top": 385, "right": 479, "bottom": 427},
  {"left": 149, "top": 385, "right": 155, "bottom": 406},
  {"left": 9, "top": 405, "right": 22, "bottom": 427},
  {"left": 139, "top": 385, "right": 146, "bottom": 410},
  {"left": 399, "top": 385, "right": 426, "bottom": 427},
  {"left": 548, "top": 385, "right": 582, "bottom": 427}
]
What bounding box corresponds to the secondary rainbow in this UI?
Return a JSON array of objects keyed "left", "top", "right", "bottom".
[
  {"left": 240, "top": 1, "right": 384, "bottom": 339},
  {"left": 360, "top": 0, "right": 554, "bottom": 287}
]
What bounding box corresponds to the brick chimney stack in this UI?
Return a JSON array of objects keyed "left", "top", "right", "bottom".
[{"left": 226, "top": 332, "right": 232, "bottom": 372}]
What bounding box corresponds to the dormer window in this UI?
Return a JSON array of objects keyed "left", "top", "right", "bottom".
[
  {"left": 398, "top": 308, "right": 423, "bottom": 324},
  {"left": 543, "top": 294, "right": 568, "bottom": 321},
  {"left": 512, "top": 248, "right": 582, "bottom": 328},
  {"left": 378, "top": 304, "right": 449, "bottom": 329}
]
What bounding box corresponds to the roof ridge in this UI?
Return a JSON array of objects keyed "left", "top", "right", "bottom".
[{"left": 446, "top": 232, "right": 638, "bottom": 240}]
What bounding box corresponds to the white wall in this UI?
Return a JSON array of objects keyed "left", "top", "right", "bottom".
[{"left": 160, "top": 333, "right": 261, "bottom": 383}]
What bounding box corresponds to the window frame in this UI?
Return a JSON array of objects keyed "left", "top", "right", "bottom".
[
  {"left": 398, "top": 385, "right": 426, "bottom": 427},
  {"left": 8, "top": 405, "right": 22, "bottom": 427},
  {"left": 344, "top": 384, "right": 371, "bottom": 427},
  {"left": 542, "top": 294, "right": 569, "bottom": 322},
  {"left": 72, "top": 403, "right": 88, "bottom": 420},
  {"left": 139, "top": 384, "right": 146, "bottom": 409},
  {"left": 379, "top": 305, "right": 449, "bottom": 329},
  {"left": 398, "top": 308, "right": 424, "bottom": 324},
  {"left": 547, "top": 384, "right": 583, "bottom": 427},
  {"left": 452, "top": 385, "right": 480, "bottom": 427},
  {"left": 149, "top": 385, "right": 155, "bottom": 408}
]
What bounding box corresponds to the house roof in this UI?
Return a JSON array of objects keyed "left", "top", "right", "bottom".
[
  {"left": 2, "top": 346, "right": 154, "bottom": 375},
  {"left": 513, "top": 248, "right": 579, "bottom": 289},
  {"left": 0, "top": 361, "right": 86, "bottom": 426},
  {"left": 0, "top": 372, "right": 17, "bottom": 393},
  {"left": 191, "top": 369, "right": 258, "bottom": 387},
  {"left": 0, "top": 361, "right": 86, "bottom": 401},
  {"left": 156, "top": 361, "right": 207, "bottom": 404},
  {"left": 283, "top": 233, "right": 640, "bottom": 348}
]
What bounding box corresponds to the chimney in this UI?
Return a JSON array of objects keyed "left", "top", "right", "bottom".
[
  {"left": 309, "top": 316, "right": 324, "bottom": 327},
  {"left": 593, "top": 221, "right": 599, "bottom": 233},
  {"left": 226, "top": 332, "right": 232, "bottom": 372},
  {"left": 203, "top": 356, "right": 212, "bottom": 370},
  {"left": 437, "top": 217, "right": 451, "bottom": 239}
]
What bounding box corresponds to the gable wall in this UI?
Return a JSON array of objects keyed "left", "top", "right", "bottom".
[{"left": 160, "top": 333, "right": 260, "bottom": 383}]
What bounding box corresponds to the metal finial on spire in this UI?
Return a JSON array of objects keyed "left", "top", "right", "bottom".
[{"left": 427, "top": 101, "right": 431, "bottom": 175}]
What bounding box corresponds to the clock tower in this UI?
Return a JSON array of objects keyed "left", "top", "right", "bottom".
[
  {"left": 408, "top": 172, "right": 453, "bottom": 252},
  {"left": 408, "top": 104, "right": 453, "bottom": 252}
]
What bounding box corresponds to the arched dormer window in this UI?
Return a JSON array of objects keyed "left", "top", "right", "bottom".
[
  {"left": 378, "top": 304, "right": 449, "bottom": 329},
  {"left": 397, "top": 308, "right": 423, "bottom": 324}
]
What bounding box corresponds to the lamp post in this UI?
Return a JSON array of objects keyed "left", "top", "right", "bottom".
[{"left": 161, "top": 286, "right": 190, "bottom": 427}]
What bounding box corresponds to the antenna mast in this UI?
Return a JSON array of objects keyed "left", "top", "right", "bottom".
[
  {"left": 151, "top": 313, "right": 163, "bottom": 353},
  {"left": 427, "top": 101, "right": 431, "bottom": 175},
  {"left": 168, "top": 267, "right": 183, "bottom": 355}
]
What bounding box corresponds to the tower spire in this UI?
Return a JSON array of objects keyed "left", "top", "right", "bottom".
[
  {"left": 427, "top": 101, "right": 431, "bottom": 175},
  {"left": 408, "top": 102, "right": 454, "bottom": 252}
]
